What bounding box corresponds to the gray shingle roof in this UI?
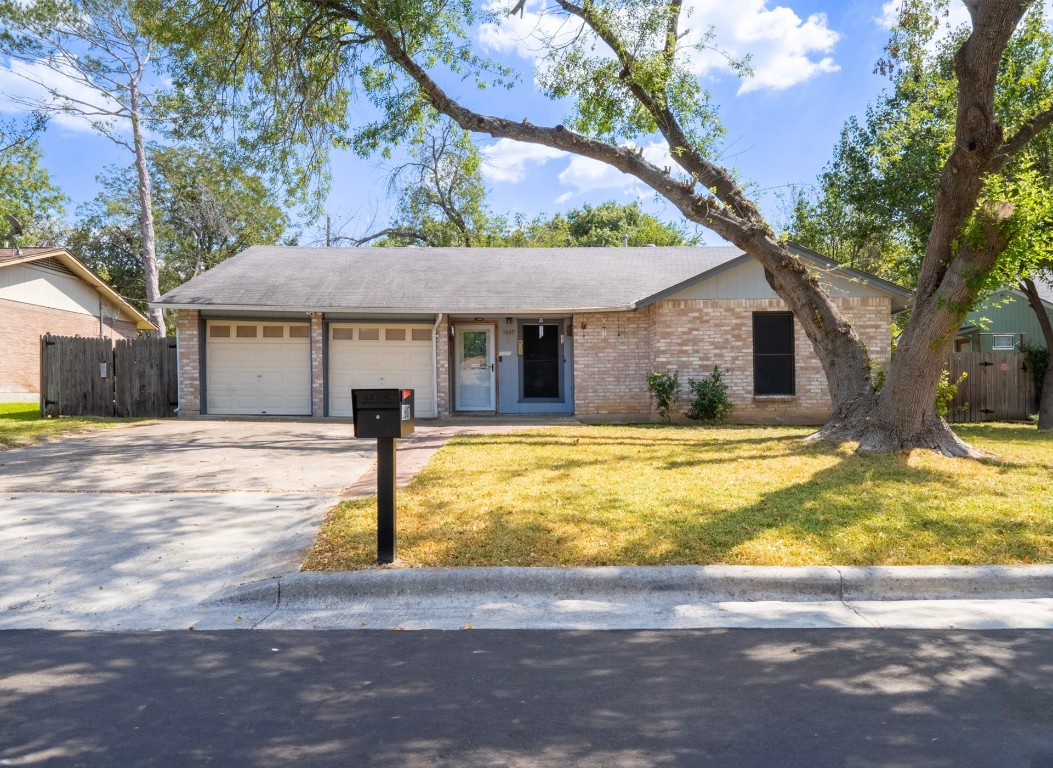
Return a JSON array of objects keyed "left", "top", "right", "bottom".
[{"left": 157, "top": 245, "right": 751, "bottom": 313}]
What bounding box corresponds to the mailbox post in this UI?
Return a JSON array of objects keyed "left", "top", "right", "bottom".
[{"left": 351, "top": 388, "right": 415, "bottom": 564}]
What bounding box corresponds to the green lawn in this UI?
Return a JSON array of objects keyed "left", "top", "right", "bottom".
[
  {"left": 0, "top": 402, "right": 130, "bottom": 448},
  {"left": 303, "top": 423, "right": 1053, "bottom": 570}
]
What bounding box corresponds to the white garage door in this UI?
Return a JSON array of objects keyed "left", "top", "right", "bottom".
[
  {"left": 206, "top": 321, "right": 312, "bottom": 415},
  {"left": 329, "top": 323, "right": 435, "bottom": 418}
]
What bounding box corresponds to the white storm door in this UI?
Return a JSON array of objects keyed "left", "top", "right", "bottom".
[{"left": 455, "top": 325, "right": 495, "bottom": 411}]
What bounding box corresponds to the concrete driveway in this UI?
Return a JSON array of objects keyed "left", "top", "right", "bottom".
[
  {"left": 0, "top": 419, "right": 373, "bottom": 492},
  {"left": 0, "top": 419, "right": 377, "bottom": 629}
]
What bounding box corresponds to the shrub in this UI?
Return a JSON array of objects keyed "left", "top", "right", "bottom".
[
  {"left": 646, "top": 370, "right": 680, "bottom": 423},
  {"left": 873, "top": 364, "right": 966, "bottom": 419},
  {"left": 936, "top": 370, "right": 967, "bottom": 419},
  {"left": 1024, "top": 343, "right": 1049, "bottom": 402},
  {"left": 685, "top": 366, "right": 734, "bottom": 424}
]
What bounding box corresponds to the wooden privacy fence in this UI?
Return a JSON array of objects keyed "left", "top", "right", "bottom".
[
  {"left": 945, "top": 351, "right": 1035, "bottom": 423},
  {"left": 40, "top": 334, "right": 178, "bottom": 418}
]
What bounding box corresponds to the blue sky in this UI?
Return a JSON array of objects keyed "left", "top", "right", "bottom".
[{"left": 0, "top": 1, "right": 970, "bottom": 245}]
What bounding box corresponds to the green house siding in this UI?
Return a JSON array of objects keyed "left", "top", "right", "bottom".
[{"left": 961, "top": 291, "right": 1053, "bottom": 351}]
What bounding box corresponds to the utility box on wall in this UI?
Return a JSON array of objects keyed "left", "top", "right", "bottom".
[{"left": 351, "top": 388, "right": 415, "bottom": 438}]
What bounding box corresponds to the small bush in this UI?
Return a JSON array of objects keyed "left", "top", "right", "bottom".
[
  {"left": 872, "top": 365, "right": 966, "bottom": 419},
  {"left": 1025, "top": 344, "right": 1049, "bottom": 402},
  {"left": 936, "top": 370, "right": 967, "bottom": 418},
  {"left": 685, "top": 366, "right": 734, "bottom": 424},
  {"left": 646, "top": 370, "right": 680, "bottom": 423}
]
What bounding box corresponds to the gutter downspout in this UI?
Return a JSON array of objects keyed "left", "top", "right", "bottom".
[{"left": 432, "top": 312, "right": 442, "bottom": 418}]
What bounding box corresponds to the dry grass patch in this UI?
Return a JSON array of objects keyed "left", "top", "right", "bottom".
[
  {"left": 0, "top": 402, "right": 131, "bottom": 448},
  {"left": 303, "top": 423, "right": 1053, "bottom": 570}
]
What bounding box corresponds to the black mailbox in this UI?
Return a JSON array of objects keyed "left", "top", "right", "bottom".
[{"left": 352, "top": 388, "right": 415, "bottom": 439}]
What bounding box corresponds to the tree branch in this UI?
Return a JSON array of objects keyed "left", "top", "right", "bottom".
[
  {"left": 992, "top": 104, "right": 1053, "bottom": 171},
  {"left": 554, "top": 0, "right": 762, "bottom": 224},
  {"left": 914, "top": 0, "right": 1029, "bottom": 303},
  {"left": 348, "top": 227, "right": 431, "bottom": 246}
]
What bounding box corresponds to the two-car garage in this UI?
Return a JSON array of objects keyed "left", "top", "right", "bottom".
[{"left": 203, "top": 319, "right": 436, "bottom": 418}]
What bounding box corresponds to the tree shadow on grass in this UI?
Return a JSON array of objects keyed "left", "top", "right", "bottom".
[
  {"left": 314, "top": 426, "right": 1053, "bottom": 569},
  {"left": 448, "top": 428, "right": 811, "bottom": 452},
  {"left": 446, "top": 450, "right": 1041, "bottom": 565},
  {"left": 446, "top": 429, "right": 823, "bottom": 488},
  {"left": 613, "top": 452, "right": 1050, "bottom": 565}
]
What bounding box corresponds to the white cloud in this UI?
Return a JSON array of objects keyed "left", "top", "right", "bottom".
[
  {"left": 555, "top": 141, "right": 673, "bottom": 203},
  {"left": 679, "top": 0, "right": 840, "bottom": 94},
  {"left": 481, "top": 133, "right": 676, "bottom": 205},
  {"left": 478, "top": 0, "right": 842, "bottom": 94},
  {"left": 481, "top": 138, "right": 567, "bottom": 182},
  {"left": 0, "top": 58, "right": 123, "bottom": 134},
  {"left": 478, "top": 0, "right": 583, "bottom": 61}
]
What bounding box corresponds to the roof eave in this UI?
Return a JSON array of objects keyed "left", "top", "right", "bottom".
[{"left": 151, "top": 302, "right": 636, "bottom": 315}]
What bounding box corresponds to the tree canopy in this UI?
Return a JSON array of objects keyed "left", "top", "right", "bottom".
[
  {"left": 0, "top": 116, "right": 64, "bottom": 241},
  {"left": 72, "top": 146, "right": 291, "bottom": 320},
  {"left": 156, "top": 0, "right": 1053, "bottom": 455}
]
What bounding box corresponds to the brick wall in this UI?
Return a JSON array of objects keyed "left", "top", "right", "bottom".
[
  {"left": 175, "top": 310, "right": 200, "bottom": 416},
  {"left": 0, "top": 297, "right": 138, "bottom": 398},
  {"left": 571, "top": 297, "right": 892, "bottom": 424},
  {"left": 651, "top": 297, "right": 892, "bottom": 424},
  {"left": 311, "top": 313, "right": 324, "bottom": 417},
  {"left": 435, "top": 314, "right": 450, "bottom": 416},
  {"left": 572, "top": 308, "right": 655, "bottom": 419}
]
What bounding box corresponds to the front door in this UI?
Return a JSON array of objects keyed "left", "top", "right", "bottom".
[
  {"left": 521, "top": 322, "right": 562, "bottom": 399},
  {"left": 456, "top": 325, "right": 495, "bottom": 411}
]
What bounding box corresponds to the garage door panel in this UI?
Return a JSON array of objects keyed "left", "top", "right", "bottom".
[
  {"left": 206, "top": 322, "right": 312, "bottom": 415},
  {"left": 329, "top": 324, "right": 435, "bottom": 418}
]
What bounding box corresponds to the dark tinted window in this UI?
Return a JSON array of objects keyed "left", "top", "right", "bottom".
[{"left": 753, "top": 313, "right": 794, "bottom": 395}]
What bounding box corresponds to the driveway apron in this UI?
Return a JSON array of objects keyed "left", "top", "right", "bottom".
[{"left": 0, "top": 420, "right": 374, "bottom": 629}]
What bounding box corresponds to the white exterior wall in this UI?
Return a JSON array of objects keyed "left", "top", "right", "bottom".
[{"left": 0, "top": 263, "right": 109, "bottom": 316}]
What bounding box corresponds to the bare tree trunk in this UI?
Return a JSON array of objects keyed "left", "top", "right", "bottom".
[
  {"left": 130, "top": 85, "right": 164, "bottom": 337},
  {"left": 811, "top": 314, "right": 978, "bottom": 457},
  {"left": 1021, "top": 277, "right": 1053, "bottom": 429},
  {"left": 1039, "top": 366, "right": 1053, "bottom": 430}
]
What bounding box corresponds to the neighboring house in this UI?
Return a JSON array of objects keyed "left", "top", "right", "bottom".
[
  {"left": 154, "top": 244, "right": 911, "bottom": 424},
  {"left": 0, "top": 247, "right": 155, "bottom": 401},
  {"left": 955, "top": 280, "right": 1053, "bottom": 352}
]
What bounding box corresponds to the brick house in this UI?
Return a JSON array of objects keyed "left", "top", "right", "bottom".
[
  {"left": 155, "top": 244, "right": 911, "bottom": 424},
  {"left": 1, "top": 248, "right": 156, "bottom": 402}
]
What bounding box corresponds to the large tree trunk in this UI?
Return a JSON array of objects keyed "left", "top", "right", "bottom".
[
  {"left": 808, "top": 282, "right": 981, "bottom": 455},
  {"left": 130, "top": 85, "right": 165, "bottom": 338},
  {"left": 1039, "top": 366, "right": 1053, "bottom": 430},
  {"left": 1021, "top": 277, "right": 1053, "bottom": 429},
  {"left": 811, "top": 226, "right": 1010, "bottom": 457}
]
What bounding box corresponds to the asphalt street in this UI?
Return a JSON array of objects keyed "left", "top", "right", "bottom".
[{"left": 2, "top": 629, "right": 1053, "bottom": 767}]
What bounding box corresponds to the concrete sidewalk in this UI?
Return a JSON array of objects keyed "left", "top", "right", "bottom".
[{"left": 188, "top": 565, "right": 1053, "bottom": 632}]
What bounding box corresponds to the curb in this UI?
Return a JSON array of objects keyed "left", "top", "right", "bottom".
[{"left": 210, "top": 565, "right": 1053, "bottom": 608}]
